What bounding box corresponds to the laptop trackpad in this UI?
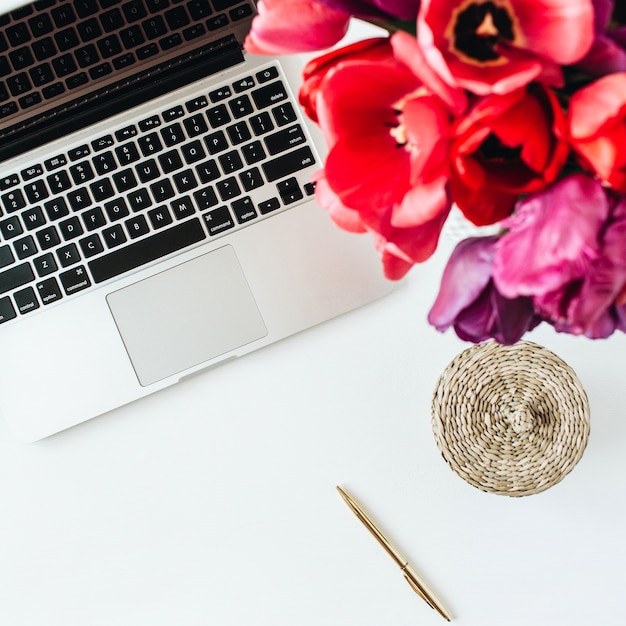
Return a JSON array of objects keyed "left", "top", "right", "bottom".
[{"left": 107, "top": 245, "right": 267, "bottom": 387}]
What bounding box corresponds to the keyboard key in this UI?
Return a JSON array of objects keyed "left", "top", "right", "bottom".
[
  {"left": 14, "top": 286, "right": 39, "bottom": 314},
  {"left": 89, "top": 62, "right": 112, "bottom": 79},
  {"left": 120, "top": 25, "right": 145, "bottom": 49},
  {"left": 52, "top": 53, "right": 77, "bottom": 77},
  {"left": 19, "top": 93, "right": 43, "bottom": 109},
  {"left": 0, "top": 216, "right": 23, "bottom": 240},
  {"left": 158, "top": 150, "right": 183, "bottom": 173},
  {"left": 206, "top": 14, "right": 228, "bottom": 31},
  {"left": 183, "top": 114, "right": 208, "bottom": 137},
  {"left": 29, "top": 63, "right": 55, "bottom": 86},
  {"left": 202, "top": 205, "right": 234, "bottom": 236},
  {"left": 45, "top": 155, "right": 68, "bottom": 171},
  {"left": 59, "top": 216, "right": 84, "bottom": 240},
  {"left": 24, "top": 180, "right": 49, "bottom": 203},
  {"left": 52, "top": 4, "right": 77, "bottom": 28},
  {"left": 239, "top": 167, "right": 263, "bottom": 192},
  {"left": 55, "top": 27, "right": 80, "bottom": 52},
  {"left": 181, "top": 140, "right": 205, "bottom": 164},
  {"left": 89, "top": 178, "right": 115, "bottom": 201},
  {"left": 115, "top": 142, "right": 140, "bottom": 165},
  {"left": 103, "top": 224, "right": 127, "bottom": 248},
  {"left": 148, "top": 205, "right": 173, "bottom": 229},
  {"left": 277, "top": 177, "right": 304, "bottom": 204},
  {"left": 89, "top": 218, "right": 206, "bottom": 283},
  {"left": 67, "top": 187, "right": 92, "bottom": 211},
  {"left": 123, "top": 1, "right": 148, "bottom": 22},
  {"left": 251, "top": 81, "right": 288, "bottom": 110},
  {"left": 258, "top": 197, "right": 280, "bottom": 214},
  {"left": 170, "top": 195, "right": 195, "bottom": 220},
  {"left": 230, "top": 4, "right": 253, "bottom": 21},
  {"left": 70, "top": 161, "right": 95, "bottom": 183},
  {"left": 0, "top": 296, "right": 16, "bottom": 322},
  {"left": 104, "top": 198, "right": 130, "bottom": 221},
  {"left": 100, "top": 8, "right": 125, "bottom": 33},
  {"left": 216, "top": 176, "right": 240, "bottom": 200},
  {"left": 47, "top": 170, "right": 72, "bottom": 193},
  {"left": 15, "top": 235, "right": 38, "bottom": 259},
  {"left": 0, "top": 245, "right": 14, "bottom": 268},
  {"left": 36, "top": 225, "right": 61, "bottom": 249},
  {"left": 193, "top": 186, "right": 218, "bottom": 209},
  {"left": 74, "top": 0, "right": 99, "bottom": 18},
  {"left": 82, "top": 207, "right": 106, "bottom": 230},
  {"left": 262, "top": 146, "right": 316, "bottom": 182},
  {"left": 59, "top": 265, "right": 91, "bottom": 295},
  {"left": 138, "top": 115, "right": 160, "bottom": 131},
  {"left": 33, "top": 252, "right": 58, "bottom": 277},
  {"left": 29, "top": 13, "right": 54, "bottom": 37},
  {"left": 142, "top": 16, "right": 167, "bottom": 39},
  {"left": 10, "top": 47, "right": 35, "bottom": 71},
  {"left": 37, "top": 277, "right": 63, "bottom": 305},
  {"left": 136, "top": 158, "right": 160, "bottom": 182},
  {"left": 228, "top": 94, "right": 253, "bottom": 118},
  {"left": 43, "top": 198, "right": 70, "bottom": 220},
  {"left": 0, "top": 262, "right": 34, "bottom": 294},
  {"left": 150, "top": 178, "right": 175, "bottom": 202},
  {"left": 264, "top": 124, "right": 306, "bottom": 155},
  {"left": 187, "top": 0, "right": 212, "bottom": 20},
  {"left": 57, "top": 242, "right": 81, "bottom": 267},
  {"left": 127, "top": 188, "right": 152, "bottom": 211},
  {"left": 75, "top": 44, "right": 100, "bottom": 68},
  {"left": 79, "top": 233, "right": 104, "bottom": 257},
  {"left": 66, "top": 72, "right": 89, "bottom": 89},
  {"left": 6, "top": 23, "right": 31, "bottom": 47},
  {"left": 33, "top": 37, "right": 58, "bottom": 62},
  {"left": 231, "top": 196, "right": 257, "bottom": 224},
  {"left": 272, "top": 102, "right": 297, "bottom": 126},
  {"left": 2, "top": 189, "right": 26, "bottom": 213},
  {"left": 256, "top": 66, "right": 279, "bottom": 84},
  {"left": 22, "top": 206, "right": 46, "bottom": 230},
  {"left": 7, "top": 72, "right": 32, "bottom": 96},
  {"left": 160, "top": 123, "right": 185, "bottom": 147},
  {"left": 77, "top": 18, "right": 102, "bottom": 42},
  {"left": 69, "top": 144, "right": 91, "bottom": 161},
  {"left": 125, "top": 214, "right": 149, "bottom": 238}
]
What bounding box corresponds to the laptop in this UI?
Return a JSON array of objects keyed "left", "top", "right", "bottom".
[{"left": 0, "top": 0, "right": 392, "bottom": 441}]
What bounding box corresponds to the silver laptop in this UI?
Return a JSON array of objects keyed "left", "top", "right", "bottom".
[{"left": 0, "top": 0, "right": 391, "bottom": 441}]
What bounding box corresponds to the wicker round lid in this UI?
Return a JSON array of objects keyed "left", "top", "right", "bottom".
[{"left": 431, "top": 340, "right": 590, "bottom": 496}]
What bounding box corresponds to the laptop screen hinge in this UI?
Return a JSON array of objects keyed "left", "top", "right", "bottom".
[{"left": 0, "top": 36, "right": 245, "bottom": 165}]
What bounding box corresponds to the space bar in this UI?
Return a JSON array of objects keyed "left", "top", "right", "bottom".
[{"left": 89, "top": 218, "right": 207, "bottom": 284}]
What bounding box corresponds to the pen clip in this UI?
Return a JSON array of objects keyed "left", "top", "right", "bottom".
[{"left": 402, "top": 570, "right": 435, "bottom": 608}]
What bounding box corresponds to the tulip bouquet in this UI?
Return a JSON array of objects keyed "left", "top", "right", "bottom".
[{"left": 245, "top": 0, "right": 626, "bottom": 344}]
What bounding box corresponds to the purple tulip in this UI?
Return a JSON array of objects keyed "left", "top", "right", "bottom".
[
  {"left": 317, "top": 0, "right": 420, "bottom": 21},
  {"left": 428, "top": 236, "right": 539, "bottom": 344},
  {"left": 493, "top": 174, "right": 626, "bottom": 338}
]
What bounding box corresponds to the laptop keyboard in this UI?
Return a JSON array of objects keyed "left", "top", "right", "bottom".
[
  {"left": 0, "top": 0, "right": 255, "bottom": 123},
  {"left": 0, "top": 61, "right": 319, "bottom": 323}
]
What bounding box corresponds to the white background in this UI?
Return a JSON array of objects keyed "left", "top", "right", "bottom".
[{"left": 1, "top": 228, "right": 625, "bottom": 626}]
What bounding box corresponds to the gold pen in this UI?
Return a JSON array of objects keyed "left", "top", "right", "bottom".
[{"left": 336, "top": 485, "right": 452, "bottom": 622}]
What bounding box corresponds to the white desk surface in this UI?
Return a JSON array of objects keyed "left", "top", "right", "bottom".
[
  {"left": 0, "top": 229, "right": 624, "bottom": 626},
  {"left": 0, "top": 12, "right": 624, "bottom": 626}
]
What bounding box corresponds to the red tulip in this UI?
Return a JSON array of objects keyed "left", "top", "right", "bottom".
[
  {"left": 418, "top": 0, "right": 594, "bottom": 94},
  {"left": 569, "top": 72, "right": 626, "bottom": 193},
  {"left": 449, "top": 83, "right": 569, "bottom": 226}
]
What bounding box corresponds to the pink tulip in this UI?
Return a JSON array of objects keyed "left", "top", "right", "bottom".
[
  {"left": 244, "top": 0, "right": 350, "bottom": 55},
  {"left": 417, "top": 0, "right": 594, "bottom": 94},
  {"left": 493, "top": 174, "right": 626, "bottom": 338},
  {"left": 428, "top": 236, "right": 539, "bottom": 344}
]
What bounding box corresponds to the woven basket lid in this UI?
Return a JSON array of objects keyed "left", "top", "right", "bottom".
[{"left": 431, "top": 340, "right": 590, "bottom": 496}]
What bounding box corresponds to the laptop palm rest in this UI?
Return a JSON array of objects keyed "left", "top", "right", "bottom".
[{"left": 106, "top": 245, "right": 267, "bottom": 387}]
